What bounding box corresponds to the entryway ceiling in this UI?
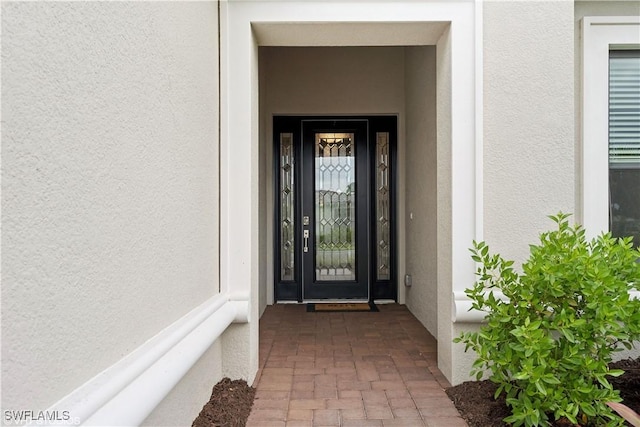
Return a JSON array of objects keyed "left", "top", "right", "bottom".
[{"left": 252, "top": 22, "right": 450, "bottom": 46}]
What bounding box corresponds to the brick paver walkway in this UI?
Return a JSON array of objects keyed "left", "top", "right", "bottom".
[{"left": 247, "top": 303, "right": 468, "bottom": 427}]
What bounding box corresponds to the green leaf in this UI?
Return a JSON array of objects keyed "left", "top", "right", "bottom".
[
  {"left": 534, "top": 380, "right": 547, "bottom": 396},
  {"left": 542, "top": 375, "right": 561, "bottom": 385},
  {"left": 561, "top": 328, "right": 575, "bottom": 343},
  {"left": 608, "top": 369, "right": 625, "bottom": 377}
]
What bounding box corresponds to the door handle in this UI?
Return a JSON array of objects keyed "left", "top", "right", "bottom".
[{"left": 303, "top": 229, "right": 309, "bottom": 253}]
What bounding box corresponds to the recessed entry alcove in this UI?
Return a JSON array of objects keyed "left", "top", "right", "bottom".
[
  {"left": 258, "top": 37, "right": 444, "bottom": 363},
  {"left": 259, "top": 45, "right": 437, "bottom": 312},
  {"left": 222, "top": 3, "right": 479, "bottom": 382}
]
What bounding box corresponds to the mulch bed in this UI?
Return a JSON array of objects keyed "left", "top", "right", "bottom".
[
  {"left": 192, "top": 377, "right": 256, "bottom": 427},
  {"left": 446, "top": 357, "right": 640, "bottom": 427},
  {"left": 190, "top": 358, "right": 639, "bottom": 426}
]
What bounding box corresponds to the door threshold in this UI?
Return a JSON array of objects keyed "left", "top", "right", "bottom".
[
  {"left": 274, "top": 299, "right": 370, "bottom": 304},
  {"left": 304, "top": 299, "right": 369, "bottom": 304},
  {"left": 275, "top": 299, "right": 395, "bottom": 304}
]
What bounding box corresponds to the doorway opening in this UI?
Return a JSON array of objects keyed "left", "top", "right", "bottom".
[
  {"left": 226, "top": 4, "right": 479, "bottom": 384},
  {"left": 273, "top": 116, "right": 397, "bottom": 302}
]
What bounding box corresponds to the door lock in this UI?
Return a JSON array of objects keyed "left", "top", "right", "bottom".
[{"left": 303, "top": 229, "right": 309, "bottom": 253}]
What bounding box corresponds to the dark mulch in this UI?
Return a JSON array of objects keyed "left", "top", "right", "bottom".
[
  {"left": 446, "top": 357, "right": 640, "bottom": 427},
  {"left": 192, "top": 377, "right": 256, "bottom": 427}
]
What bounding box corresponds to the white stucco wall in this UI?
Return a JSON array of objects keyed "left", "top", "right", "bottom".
[
  {"left": 448, "top": 0, "right": 577, "bottom": 386},
  {"left": 575, "top": 1, "right": 640, "bottom": 21},
  {"left": 404, "top": 46, "right": 438, "bottom": 337},
  {"left": 2, "top": 2, "right": 222, "bottom": 423},
  {"left": 435, "top": 26, "right": 456, "bottom": 384},
  {"left": 259, "top": 46, "right": 407, "bottom": 310},
  {"left": 260, "top": 47, "right": 406, "bottom": 116},
  {"left": 483, "top": 0, "right": 575, "bottom": 265}
]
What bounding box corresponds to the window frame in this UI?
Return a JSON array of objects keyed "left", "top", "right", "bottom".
[{"left": 581, "top": 16, "right": 640, "bottom": 238}]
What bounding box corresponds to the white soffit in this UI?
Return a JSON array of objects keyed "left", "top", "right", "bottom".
[{"left": 252, "top": 22, "right": 450, "bottom": 46}]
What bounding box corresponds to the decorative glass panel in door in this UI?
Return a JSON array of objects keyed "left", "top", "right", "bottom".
[
  {"left": 280, "top": 132, "right": 295, "bottom": 281},
  {"left": 376, "top": 132, "right": 391, "bottom": 281},
  {"left": 315, "top": 133, "right": 356, "bottom": 281}
]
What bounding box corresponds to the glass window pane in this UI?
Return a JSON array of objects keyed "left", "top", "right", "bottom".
[
  {"left": 315, "top": 133, "right": 356, "bottom": 281},
  {"left": 609, "top": 51, "right": 640, "bottom": 247},
  {"left": 376, "top": 132, "right": 391, "bottom": 280},
  {"left": 280, "top": 133, "right": 295, "bottom": 281}
]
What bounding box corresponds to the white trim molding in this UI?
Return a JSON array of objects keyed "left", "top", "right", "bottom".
[
  {"left": 32, "top": 294, "right": 249, "bottom": 427},
  {"left": 581, "top": 16, "right": 640, "bottom": 238},
  {"left": 452, "top": 290, "right": 487, "bottom": 323},
  {"left": 453, "top": 0, "right": 484, "bottom": 325},
  {"left": 474, "top": 0, "right": 484, "bottom": 245}
]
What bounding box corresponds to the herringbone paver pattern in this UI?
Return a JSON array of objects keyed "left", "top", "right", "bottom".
[{"left": 247, "top": 304, "right": 468, "bottom": 427}]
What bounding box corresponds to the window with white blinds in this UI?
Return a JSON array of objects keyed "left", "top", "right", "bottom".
[
  {"left": 609, "top": 50, "right": 640, "bottom": 168},
  {"left": 609, "top": 50, "right": 640, "bottom": 246}
]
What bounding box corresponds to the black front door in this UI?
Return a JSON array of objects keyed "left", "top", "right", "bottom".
[
  {"left": 274, "top": 116, "right": 397, "bottom": 301},
  {"left": 301, "top": 119, "right": 369, "bottom": 299}
]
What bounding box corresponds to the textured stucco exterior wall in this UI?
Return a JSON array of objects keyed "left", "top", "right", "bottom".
[
  {"left": 2, "top": 1, "right": 221, "bottom": 420},
  {"left": 435, "top": 26, "right": 455, "bottom": 383},
  {"left": 258, "top": 46, "right": 269, "bottom": 317},
  {"left": 483, "top": 0, "right": 575, "bottom": 265},
  {"left": 404, "top": 46, "right": 438, "bottom": 337},
  {"left": 446, "top": 0, "right": 577, "bottom": 386},
  {"left": 261, "top": 47, "right": 405, "bottom": 116},
  {"left": 260, "top": 46, "right": 406, "bottom": 308}
]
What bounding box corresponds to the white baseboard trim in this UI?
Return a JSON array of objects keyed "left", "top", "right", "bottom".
[
  {"left": 34, "top": 294, "right": 249, "bottom": 427},
  {"left": 452, "top": 290, "right": 489, "bottom": 323}
]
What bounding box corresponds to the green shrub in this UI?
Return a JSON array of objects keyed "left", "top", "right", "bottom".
[{"left": 455, "top": 213, "right": 640, "bottom": 426}]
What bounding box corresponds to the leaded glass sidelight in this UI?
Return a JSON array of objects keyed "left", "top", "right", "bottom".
[
  {"left": 315, "top": 133, "right": 356, "bottom": 281},
  {"left": 376, "top": 132, "right": 390, "bottom": 280},
  {"left": 280, "top": 133, "right": 295, "bottom": 281}
]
